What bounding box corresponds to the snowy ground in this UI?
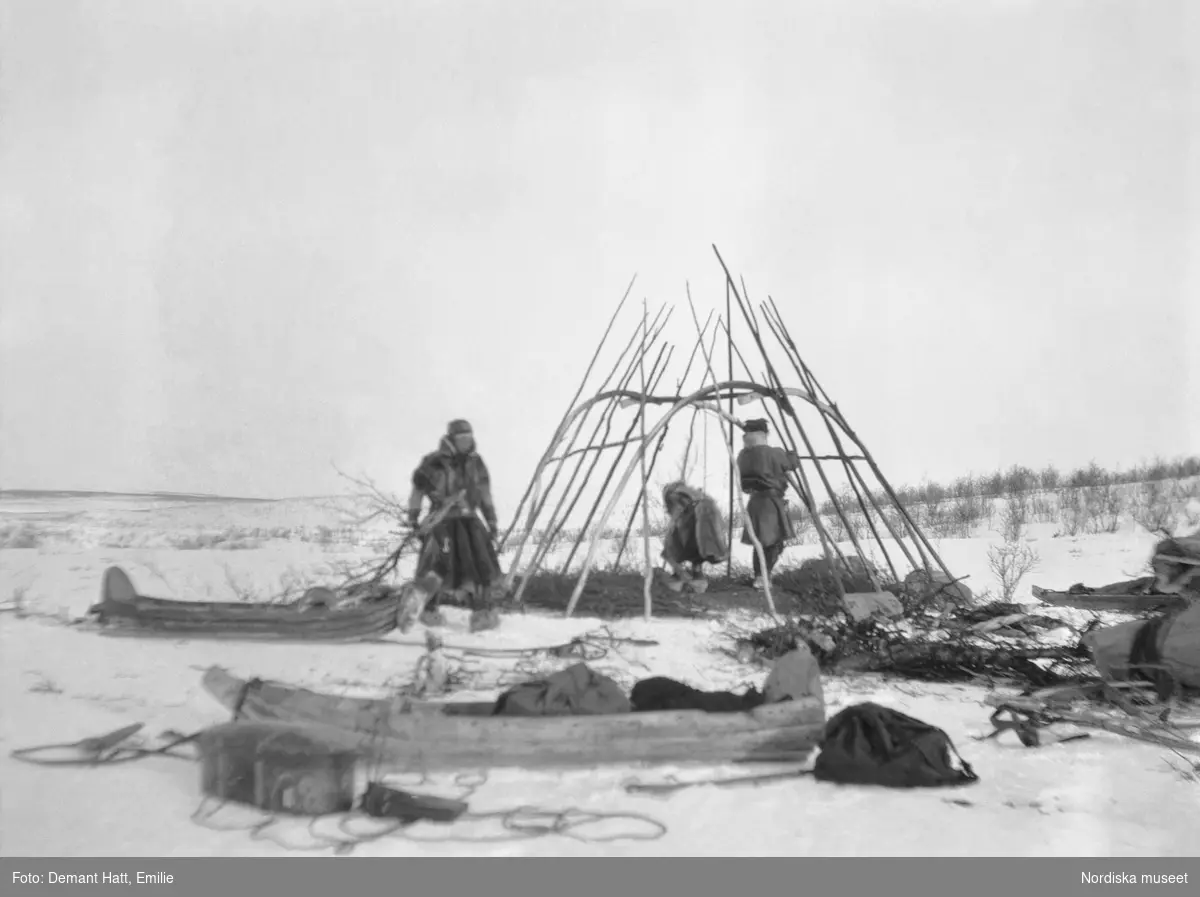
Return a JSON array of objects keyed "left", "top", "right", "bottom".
[{"left": 1, "top": 493, "right": 1197, "bottom": 857}]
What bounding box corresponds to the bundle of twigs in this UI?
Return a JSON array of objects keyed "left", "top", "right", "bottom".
[
  {"left": 870, "top": 640, "right": 1092, "bottom": 686},
  {"left": 727, "top": 601, "right": 1093, "bottom": 688},
  {"left": 332, "top": 494, "right": 470, "bottom": 595}
]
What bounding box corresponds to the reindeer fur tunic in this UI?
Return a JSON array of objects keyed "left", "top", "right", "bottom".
[
  {"left": 660, "top": 482, "right": 728, "bottom": 568},
  {"left": 736, "top": 444, "right": 799, "bottom": 549},
  {"left": 410, "top": 436, "right": 500, "bottom": 598},
  {"left": 411, "top": 436, "right": 498, "bottom": 527}
]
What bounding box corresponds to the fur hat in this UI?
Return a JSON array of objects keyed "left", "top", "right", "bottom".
[
  {"left": 743, "top": 418, "right": 769, "bottom": 434},
  {"left": 447, "top": 419, "right": 473, "bottom": 437}
]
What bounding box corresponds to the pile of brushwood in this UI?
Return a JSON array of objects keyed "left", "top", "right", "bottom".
[
  {"left": 727, "top": 600, "right": 1098, "bottom": 688},
  {"left": 725, "top": 557, "right": 1109, "bottom": 689}
]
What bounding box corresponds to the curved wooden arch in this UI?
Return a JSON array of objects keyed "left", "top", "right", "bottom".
[
  {"left": 561, "top": 383, "right": 780, "bottom": 615},
  {"left": 548, "top": 401, "right": 741, "bottom": 463},
  {"left": 519, "top": 381, "right": 809, "bottom": 539},
  {"left": 505, "top": 395, "right": 750, "bottom": 602},
  {"left": 507, "top": 379, "right": 841, "bottom": 605},
  {"left": 544, "top": 380, "right": 829, "bottom": 465}
]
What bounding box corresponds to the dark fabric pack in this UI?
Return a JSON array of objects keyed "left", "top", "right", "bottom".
[
  {"left": 1127, "top": 615, "right": 1175, "bottom": 699},
  {"left": 630, "top": 677, "right": 765, "bottom": 714},
  {"left": 813, "top": 702, "right": 979, "bottom": 789},
  {"left": 360, "top": 782, "right": 467, "bottom": 824},
  {"left": 491, "top": 663, "right": 631, "bottom": 717}
]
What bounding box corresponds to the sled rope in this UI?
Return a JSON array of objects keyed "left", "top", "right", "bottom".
[
  {"left": 9, "top": 724, "right": 201, "bottom": 768},
  {"left": 10, "top": 681, "right": 273, "bottom": 769},
  {"left": 9, "top": 727, "right": 667, "bottom": 850},
  {"left": 190, "top": 797, "right": 668, "bottom": 853},
  {"left": 190, "top": 766, "right": 667, "bottom": 853},
  {"left": 374, "top": 627, "right": 659, "bottom": 663}
]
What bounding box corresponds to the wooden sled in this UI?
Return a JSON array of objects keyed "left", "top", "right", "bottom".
[
  {"left": 201, "top": 665, "right": 826, "bottom": 772},
  {"left": 87, "top": 567, "right": 404, "bottom": 642},
  {"left": 1031, "top": 582, "right": 1189, "bottom": 614}
]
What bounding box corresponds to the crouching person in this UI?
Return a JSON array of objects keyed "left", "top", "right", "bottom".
[
  {"left": 660, "top": 481, "right": 727, "bottom": 593},
  {"left": 407, "top": 419, "right": 504, "bottom": 632}
]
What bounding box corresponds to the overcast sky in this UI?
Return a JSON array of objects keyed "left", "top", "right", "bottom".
[{"left": 1, "top": 0, "right": 1195, "bottom": 516}]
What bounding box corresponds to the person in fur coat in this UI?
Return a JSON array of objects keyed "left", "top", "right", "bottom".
[
  {"left": 660, "top": 480, "right": 728, "bottom": 592},
  {"left": 407, "top": 419, "right": 503, "bottom": 632}
]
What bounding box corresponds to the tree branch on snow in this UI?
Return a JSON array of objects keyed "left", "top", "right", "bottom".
[
  {"left": 325, "top": 465, "right": 421, "bottom": 592},
  {"left": 331, "top": 464, "right": 410, "bottom": 531}
]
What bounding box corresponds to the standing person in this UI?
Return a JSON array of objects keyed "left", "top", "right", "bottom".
[
  {"left": 736, "top": 418, "right": 801, "bottom": 589},
  {"left": 407, "top": 419, "right": 503, "bottom": 632}
]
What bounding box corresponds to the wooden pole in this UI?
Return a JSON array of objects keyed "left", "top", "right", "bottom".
[
  {"left": 741, "top": 306, "right": 922, "bottom": 579},
  {"left": 610, "top": 313, "right": 713, "bottom": 570},
  {"left": 721, "top": 324, "right": 822, "bottom": 527},
  {"left": 555, "top": 342, "right": 674, "bottom": 576},
  {"left": 759, "top": 303, "right": 899, "bottom": 586},
  {"left": 675, "top": 321, "right": 720, "bottom": 482},
  {"left": 610, "top": 316, "right": 726, "bottom": 570},
  {"left": 638, "top": 299, "right": 654, "bottom": 621},
  {"left": 562, "top": 380, "right": 768, "bottom": 618},
  {"left": 675, "top": 312, "right": 715, "bottom": 480},
  {"left": 500, "top": 274, "right": 636, "bottom": 552},
  {"left": 502, "top": 305, "right": 656, "bottom": 590},
  {"left": 525, "top": 375, "right": 794, "bottom": 585},
  {"left": 613, "top": 414, "right": 673, "bottom": 570},
  {"left": 763, "top": 296, "right": 956, "bottom": 583},
  {"left": 517, "top": 343, "right": 673, "bottom": 603},
  {"left": 533, "top": 338, "right": 672, "bottom": 558},
  {"left": 566, "top": 345, "right": 673, "bottom": 564},
  {"left": 684, "top": 284, "right": 777, "bottom": 617},
  {"left": 509, "top": 307, "right": 672, "bottom": 580},
  {"left": 725, "top": 282, "right": 735, "bottom": 578},
  {"left": 712, "top": 245, "right": 849, "bottom": 607}
]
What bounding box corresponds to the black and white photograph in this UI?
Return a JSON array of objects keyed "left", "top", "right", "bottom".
[{"left": 1, "top": 0, "right": 1197, "bottom": 862}]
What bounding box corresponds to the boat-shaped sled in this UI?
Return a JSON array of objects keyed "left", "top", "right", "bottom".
[
  {"left": 201, "top": 666, "right": 826, "bottom": 772},
  {"left": 1031, "top": 578, "right": 1190, "bottom": 614},
  {"left": 87, "top": 567, "right": 403, "bottom": 642}
]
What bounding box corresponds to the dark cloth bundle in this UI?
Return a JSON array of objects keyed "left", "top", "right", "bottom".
[
  {"left": 812, "top": 702, "right": 979, "bottom": 789},
  {"left": 630, "top": 677, "right": 765, "bottom": 714},
  {"left": 491, "top": 663, "right": 631, "bottom": 717}
]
